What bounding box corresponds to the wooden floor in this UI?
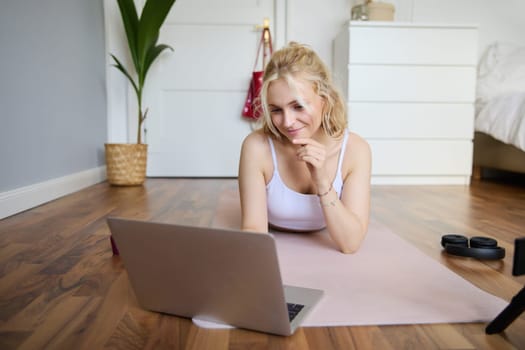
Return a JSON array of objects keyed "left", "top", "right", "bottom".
[{"left": 0, "top": 177, "right": 524, "bottom": 349}]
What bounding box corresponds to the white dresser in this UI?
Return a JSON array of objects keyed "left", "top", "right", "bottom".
[{"left": 333, "top": 22, "right": 478, "bottom": 184}]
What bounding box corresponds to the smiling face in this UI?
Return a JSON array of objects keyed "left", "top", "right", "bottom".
[
  {"left": 260, "top": 42, "right": 347, "bottom": 140},
  {"left": 266, "top": 75, "right": 325, "bottom": 142}
]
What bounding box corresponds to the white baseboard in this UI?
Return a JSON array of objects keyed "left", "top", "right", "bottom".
[
  {"left": 0, "top": 166, "right": 107, "bottom": 220},
  {"left": 371, "top": 175, "right": 471, "bottom": 185}
]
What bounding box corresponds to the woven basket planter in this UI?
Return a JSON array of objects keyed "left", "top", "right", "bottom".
[{"left": 105, "top": 143, "right": 148, "bottom": 186}]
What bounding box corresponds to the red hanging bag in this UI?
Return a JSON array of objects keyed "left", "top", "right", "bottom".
[{"left": 242, "top": 25, "right": 273, "bottom": 120}]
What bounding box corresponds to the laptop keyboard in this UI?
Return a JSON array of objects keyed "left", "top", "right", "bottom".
[{"left": 287, "top": 303, "right": 305, "bottom": 321}]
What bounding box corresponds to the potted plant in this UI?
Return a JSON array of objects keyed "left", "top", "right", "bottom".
[{"left": 105, "top": 0, "right": 176, "bottom": 186}]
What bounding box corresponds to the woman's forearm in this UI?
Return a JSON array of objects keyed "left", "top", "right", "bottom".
[{"left": 319, "top": 191, "right": 368, "bottom": 253}]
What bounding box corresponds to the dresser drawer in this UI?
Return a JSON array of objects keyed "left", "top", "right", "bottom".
[
  {"left": 347, "top": 65, "right": 476, "bottom": 102},
  {"left": 349, "top": 103, "right": 474, "bottom": 139},
  {"left": 333, "top": 22, "right": 478, "bottom": 184},
  {"left": 348, "top": 23, "right": 478, "bottom": 65}
]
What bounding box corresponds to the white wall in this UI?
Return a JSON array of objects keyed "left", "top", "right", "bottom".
[
  {"left": 286, "top": 0, "right": 525, "bottom": 68},
  {"left": 0, "top": 0, "right": 107, "bottom": 219},
  {"left": 286, "top": 0, "right": 351, "bottom": 66},
  {"left": 411, "top": 0, "right": 525, "bottom": 58}
]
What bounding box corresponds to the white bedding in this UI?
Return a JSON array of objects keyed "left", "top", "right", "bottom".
[
  {"left": 476, "top": 92, "right": 525, "bottom": 151},
  {"left": 475, "top": 42, "right": 525, "bottom": 151}
]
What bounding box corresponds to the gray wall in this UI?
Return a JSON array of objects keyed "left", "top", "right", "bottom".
[{"left": 0, "top": 0, "right": 107, "bottom": 192}]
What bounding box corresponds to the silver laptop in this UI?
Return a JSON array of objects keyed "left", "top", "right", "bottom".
[{"left": 107, "top": 217, "right": 323, "bottom": 336}]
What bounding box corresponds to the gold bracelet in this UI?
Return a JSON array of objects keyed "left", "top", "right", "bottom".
[{"left": 317, "top": 184, "right": 332, "bottom": 197}]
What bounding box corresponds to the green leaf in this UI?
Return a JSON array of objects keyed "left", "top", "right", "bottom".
[
  {"left": 111, "top": 54, "right": 140, "bottom": 99},
  {"left": 137, "top": 0, "right": 176, "bottom": 76},
  {"left": 140, "top": 44, "right": 173, "bottom": 87},
  {"left": 111, "top": 0, "right": 177, "bottom": 144},
  {"left": 115, "top": 0, "right": 140, "bottom": 72}
]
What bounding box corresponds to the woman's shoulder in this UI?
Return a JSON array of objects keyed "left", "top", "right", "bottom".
[
  {"left": 241, "top": 129, "right": 272, "bottom": 157},
  {"left": 240, "top": 129, "right": 274, "bottom": 178},
  {"left": 347, "top": 132, "right": 370, "bottom": 154},
  {"left": 342, "top": 131, "right": 371, "bottom": 172},
  {"left": 243, "top": 129, "right": 267, "bottom": 143}
]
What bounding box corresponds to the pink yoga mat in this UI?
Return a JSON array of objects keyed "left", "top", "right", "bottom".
[{"left": 211, "top": 189, "right": 508, "bottom": 327}]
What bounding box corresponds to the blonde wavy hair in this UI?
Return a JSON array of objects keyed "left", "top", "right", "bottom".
[{"left": 258, "top": 42, "right": 347, "bottom": 139}]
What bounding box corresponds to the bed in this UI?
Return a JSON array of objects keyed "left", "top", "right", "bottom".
[{"left": 473, "top": 42, "right": 525, "bottom": 178}]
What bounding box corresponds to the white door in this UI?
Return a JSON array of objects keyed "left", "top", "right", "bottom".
[{"left": 140, "top": 0, "right": 282, "bottom": 177}]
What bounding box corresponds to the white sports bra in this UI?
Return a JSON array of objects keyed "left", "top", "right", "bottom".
[{"left": 266, "top": 132, "right": 349, "bottom": 231}]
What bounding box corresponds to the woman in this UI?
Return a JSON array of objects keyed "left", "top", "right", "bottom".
[{"left": 238, "top": 42, "right": 371, "bottom": 253}]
